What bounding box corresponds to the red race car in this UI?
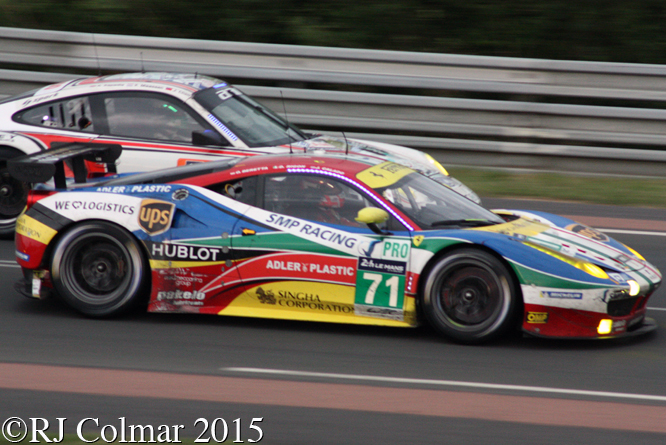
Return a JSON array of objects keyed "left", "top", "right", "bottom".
[{"left": 12, "top": 145, "right": 660, "bottom": 343}]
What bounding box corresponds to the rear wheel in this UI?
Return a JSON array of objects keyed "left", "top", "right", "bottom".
[
  {"left": 422, "top": 249, "right": 518, "bottom": 344},
  {"left": 51, "top": 222, "right": 148, "bottom": 317},
  {"left": 0, "top": 147, "right": 30, "bottom": 238}
]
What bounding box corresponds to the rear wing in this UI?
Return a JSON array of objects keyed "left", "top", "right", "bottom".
[{"left": 8, "top": 142, "right": 122, "bottom": 189}]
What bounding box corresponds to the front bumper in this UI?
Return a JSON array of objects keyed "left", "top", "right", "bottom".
[
  {"left": 523, "top": 302, "right": 657, "bottom": 339},
  {"left": 524, "top": 316, "right": 657, "bottom": 340}
]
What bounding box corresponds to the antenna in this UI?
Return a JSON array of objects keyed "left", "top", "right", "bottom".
[
  {"left": 342, "top": 131, "right": 349, "bottom": 155},
  {"left": 92, "top": 34, "right": 101, "bottom": 76},
  {"left": 280, "top": 90, "right": 295, "bottom": 154}
]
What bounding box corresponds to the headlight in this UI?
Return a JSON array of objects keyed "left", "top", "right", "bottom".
[
  {"left": 424, "top": 153, "right": 449, "bottom": 176},
  {"left": 627, "top": 280, "right": 640, "bottom": 296},
  {"left": 524, "top": 241, "right": 609, "bottom": 279}
]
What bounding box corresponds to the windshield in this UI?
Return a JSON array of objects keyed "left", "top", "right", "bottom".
[
  {"left": 357, "top": 163, "right": 503, "bottom": 229},
  {"left": 194, "top": 87, "right": 307, "bottom": 147}
]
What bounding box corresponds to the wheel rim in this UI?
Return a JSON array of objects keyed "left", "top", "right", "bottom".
[
  {"left": 428, "top": 256, "right": 511, "bottom": 336},
  {"left": 61, "top": 234, "right": 132, "bottom": 305},
  {"left": 438, "top": 265, "right": 501, "bottom": 326},
  {"left": 0, "top": 171, "right": 28, "bottom": 221}
]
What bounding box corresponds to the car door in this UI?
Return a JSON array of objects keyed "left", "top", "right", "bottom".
[{"left": 225, "top": 172, "right": 417, "bottom": 326}]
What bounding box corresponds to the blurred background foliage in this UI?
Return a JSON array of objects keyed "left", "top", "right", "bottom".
[{"left": 1, "top": 0, "right": 666, "bottom": 63}]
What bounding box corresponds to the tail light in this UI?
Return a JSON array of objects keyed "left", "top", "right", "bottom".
[{"left": 26, "top": 189, "right": 56, "bottom": 211}]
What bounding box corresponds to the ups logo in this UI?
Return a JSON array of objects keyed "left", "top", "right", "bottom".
[{"left": 138, "top": 199, "right": 175, "bottom": 235}]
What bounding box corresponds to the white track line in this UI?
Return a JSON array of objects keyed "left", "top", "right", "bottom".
[
  {"left": 0, "top": 260, "right": 19, "bottom": 268},
  {"left": 222, "top": 367, "right": 666, "bottom": 403},
  {"left": 601, "top": 228, "right": 666, "bottom": 236}
]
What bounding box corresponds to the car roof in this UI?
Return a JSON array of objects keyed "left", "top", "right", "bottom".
[
  {"left": 95, "top": 72, "right": 225, "bottom": 91},
  {"left": 12, "top": 72, "right": 227, "bottom": 103},
  {"left": 99, "top": 152, "right": 386, "bottom": 187}
]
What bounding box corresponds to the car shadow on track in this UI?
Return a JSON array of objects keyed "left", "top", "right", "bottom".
[{"left": 9, "top": 291, "right": 661, "bottom": 350}]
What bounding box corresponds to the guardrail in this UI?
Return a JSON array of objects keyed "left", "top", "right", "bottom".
[{"left": 1, "top": 26, "right": 666, "bottom": 177}]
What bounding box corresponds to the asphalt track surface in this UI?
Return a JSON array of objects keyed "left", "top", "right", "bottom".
[{"left": 1, "top": 198, "right": 666, "bottom": 444}]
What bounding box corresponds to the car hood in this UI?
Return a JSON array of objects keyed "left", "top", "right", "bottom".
[{"left": 475, "top": 216, "right": 655, "bottom": 275}]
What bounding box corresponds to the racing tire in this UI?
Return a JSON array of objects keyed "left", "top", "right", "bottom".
[
  {"left": 421, "top": 249, "right": 518, "bottom": 344},
  {"left": 0, "top": 147, "right": 30, "bottom": 239},
  {"left": 51, "top": 221, "right": 148, "bottom": 317}
]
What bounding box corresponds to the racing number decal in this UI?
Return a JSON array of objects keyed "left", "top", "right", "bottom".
[
  {"left": 354, "top": 239, "right": 409, "bottom": 321},
  {"left": 362, "top": 273, "right": 399, "bottom": 306}
]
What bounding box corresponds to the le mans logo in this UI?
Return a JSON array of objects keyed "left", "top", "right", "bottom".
[{"left": 139, "top": 199, "right": 175, "bottom": 235}]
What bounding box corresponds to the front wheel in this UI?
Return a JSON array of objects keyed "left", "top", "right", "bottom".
[
  {"left": 421, "top": 249, "right": 519, "bottom": 344},
  {"left": 51, "top": 222, "right": 148, "bottom": 317}
]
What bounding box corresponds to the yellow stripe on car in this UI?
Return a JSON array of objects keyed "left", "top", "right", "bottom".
[
  {"left": 473, "top": 218, "right": 550, "bottom": 237},
  {"left": 15, "top": 214, "right": 57, "bottom": 245},
  {"left": 220, "top": 281, "right": 417, "bottom": 327},
  {"left": 356, "top": 162, "right": 413, "bottom": 188}
]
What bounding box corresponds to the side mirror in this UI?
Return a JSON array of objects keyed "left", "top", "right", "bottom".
[
  {"left": 355, "top": 207, "right": 391, "bottom": 235},
  {"left": 355, "top": 207, "right": 389, "bottom": 224},
  {"left": 192, "top": 130, "right": 228, "bottom": 147},
  {"left": 224, "top": 183, "right": 242, "bottom": 199}
]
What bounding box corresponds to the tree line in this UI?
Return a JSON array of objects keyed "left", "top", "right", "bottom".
[{"left": 2, "top": 0, "right": 666, "bottom": 64}]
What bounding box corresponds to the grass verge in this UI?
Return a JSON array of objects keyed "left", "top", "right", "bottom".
[{"left": 449, "top": 168, "right": 666, "bottom": 208}]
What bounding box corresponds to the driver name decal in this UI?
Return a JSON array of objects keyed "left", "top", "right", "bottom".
[{"left": 263, "top": 212, "right": 363, "bottom": 251}]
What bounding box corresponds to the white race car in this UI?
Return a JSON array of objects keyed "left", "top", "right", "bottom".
[{"left": 0, "top": 72, "right": 479, "bottom": 237}]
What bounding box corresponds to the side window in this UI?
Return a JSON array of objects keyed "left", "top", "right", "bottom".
[
  {"left": 16, "top": 97, "right": 96, "bottom": 133},
  {"left": 102, "top": 93, "right": 208, "bottom": 143},
  {"left": 263, "top": 174, "right": 375, "bottom": 228},
  {"left": 208, "top": 176, "right": 257, "bottom": 206}
]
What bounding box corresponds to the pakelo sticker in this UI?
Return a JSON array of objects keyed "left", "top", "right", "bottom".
[{"left": 139, "top": 199, "right": 175, "bottom": 235}]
